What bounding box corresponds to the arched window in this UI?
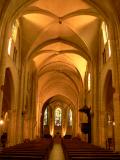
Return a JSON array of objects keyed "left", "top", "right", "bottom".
[
  {"left": 43, "top": 108, "right": 48, "bottom": 125},
  {"left": 8, "top": 37, "right": 12, "bottom": 55},
  {"left": 101, "top": 21, "right": 111, "bottom": 58},
  {"left": 88, "top": 73, "right": 91, "bottom": 91},
  {"left": 55, "top": 108, "right": 62, "bottom": 126},
  {"left": 108, "top": 40, "right": 111, "bottom": 57},
  {"left": 12, "top": 20, "right": 19, "bottom": 43},
  {"left": 102, "top": 21, "right": 108, "bottom": 45},
  {"left": 8, "top": 20, "right": 19, "bottom": 56},
  {"left": 68, "top": 109, "right": 72, "bottom": 126}
]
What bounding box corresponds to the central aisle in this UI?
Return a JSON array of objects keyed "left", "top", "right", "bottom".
[{"left": 48, "top": 143, "right": 65, "bottom": 160}]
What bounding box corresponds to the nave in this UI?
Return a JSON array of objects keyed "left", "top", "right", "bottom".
[
  {"left": 1, "top": 0, "right": 120, "bottom": 155},
  {"left": 48, "top": 144, "right": 65, "bottom": 160}
]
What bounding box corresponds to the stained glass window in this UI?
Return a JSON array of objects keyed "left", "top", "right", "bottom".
[
  {"left": 12, "top": 20, "right": 19, "bottom": 43},
  {"left": 102, "top": 21, "right": 108, "bottom": 45},
  {"left": 8, "top": 20, "right": 19, "bottom": 56},
  {"left": 43, "top": 108, "right": 48, "bottom": 125},
  {"left": 101, "top": 21, "right": 111, "bottom": 58},
  {"left": 55, "top": 108, "right": 62, "bottom": 126},
  {"left": 68, "top": 109, "right": 72, "bottom": 126}
]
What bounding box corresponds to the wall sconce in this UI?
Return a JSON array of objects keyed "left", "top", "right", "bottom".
[
  {"left": 113, "top": 122, "right": 115, "bottom": 126},
  {"left": 106, "top": 114, "right": 115, "bottom": 126}
]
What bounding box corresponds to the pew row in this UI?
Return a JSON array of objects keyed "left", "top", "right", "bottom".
[
  {"left": 62, "top": 138, "right": 120, "bottom": 160},
  {"left": 0, "top": 138, "right": 53, "bottom": 160}
]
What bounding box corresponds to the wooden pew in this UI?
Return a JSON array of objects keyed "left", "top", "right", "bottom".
[
  {"left": 62, "top": 138, "right": 120, "bottom": 160},
  {"left": 0, "top": 138, "right": 53, "bottom": 160}
]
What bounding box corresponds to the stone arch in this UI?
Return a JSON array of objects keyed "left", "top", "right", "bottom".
[
  {"left": 1, "top": 67, "right": 15, "bottom": 144},
  {"left": 3, "top": 62, "right": 18, "bottom": 145},
  {"left": 103, "top": 70, "right": 115, "bottom": 149},
  {"left": 2, "top": 68, "right": 13, "bottom": 116},
  {"left": 27, "top": 33, "right": 89, "bottom": 60},
  {"left": 40, "top": 95, "right": 76, "bottom": 137},
  {"left": 6, "top": 56, "right": 19, "bottom": 111},
  {"left": 2, "top": 0, "right": 109, "bottom": 64}
]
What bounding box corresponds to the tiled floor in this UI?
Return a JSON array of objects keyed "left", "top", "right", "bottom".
[{"left": 48, "top": 143, "right": 65, "bottom": 160}]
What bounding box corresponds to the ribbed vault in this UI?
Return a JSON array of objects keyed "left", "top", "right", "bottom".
[
  {"left": 17, "top": 0, "right": 100, "bottom": 109},
  {"left": 3, "top": 0, "right": 116, "bottom": 113}
]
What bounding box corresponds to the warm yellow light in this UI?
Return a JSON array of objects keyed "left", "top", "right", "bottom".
[
  {"left": 4, "top": 112, "right": 8, "bottom": 120},
  {"left": 50, "top": 129, "right": 54, "bottom": 137},
  {"left": 101, "top": 21, "right": 108, "bottom": 45},
  {"left": 0, "top": 119, "right": 4, "bottom": 125},
  {"left": 12, "top": 20, "right": 19, "bottom": 42},
  {"left": 108, "top": 40, "right": 111, "bottom": 57},
  {"left": 113, "top": 122, "right": 115, "bottom": 126},
  {"left": 88, "top": 73, "right": 91, "bottom": 91},
  {"left": 64, "top": 53, "right": 87, "bottom": 82},
  {"left": 33, "top": 53, "right": 87, "bottom": 83},
  {"left": 62, "top": 130, "right": 66, "bottom": 137},
  {"left": 8, "top": 37, "right": 12, "bottom": 55}
]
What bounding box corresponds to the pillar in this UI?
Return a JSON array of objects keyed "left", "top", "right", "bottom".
[
  {"left": 8, "top": 108, "right": 17, "bottom": 146},
  {"left": 113, "top": 92, "right": 120, "bottom": 151},
  {"left": 62, "top": 107, "right": 67, "bottom": 137},
  {"left": 50, "top": 106, "right": 54, "bottom": 137}
]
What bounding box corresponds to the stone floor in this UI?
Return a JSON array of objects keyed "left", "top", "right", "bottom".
[{"left": 48, "top": 143, "right": 65, "bottom": 160}]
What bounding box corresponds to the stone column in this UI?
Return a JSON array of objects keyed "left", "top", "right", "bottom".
[
  {"left": 76, "top": 107, "right": 79, "bottom": 136},
  {"left": 62, "top": 107, "right": 67, "bottom": 137},
  {"left": 50, "top": 107, "right": 54, "bottom": 137},
  {"left": 113, "top": 92, "right": 120, "bottom": 151},
  {"left": 23, "top": 111, "right": 29, "bottom": 140},
  {"left": 16, "top": 66, "right": 25, "bottom": 143},
  {"left": 98, "top": 109, "right": 106, "bottom": 147},
  {"left": 8, "top": 108, "right": 17, "bottom": 146},
  {"left": 92, "top": 62, "right": 100, "bottom": 146},
  {"left": 64, "top": 108, "right": 68, "bottom": 136},
  {"left": 110, "top": 32, "right": 120, "bottom": 151},
  {"left": 48, "top": 106, "right": 52, "bottom": 135},
  {"left": 72, "top": 108, "right": 78, "bottom": 137}
]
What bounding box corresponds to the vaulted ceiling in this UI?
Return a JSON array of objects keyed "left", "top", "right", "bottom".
[
  {"left": 21, "top": 0, "right": 100, "bottom": 60},
  {"left": 1, "top": 0, "right": 118, "bottom": 107},
  {"left": 18, "top": 0, "right": 101, "bottom": 106}
]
